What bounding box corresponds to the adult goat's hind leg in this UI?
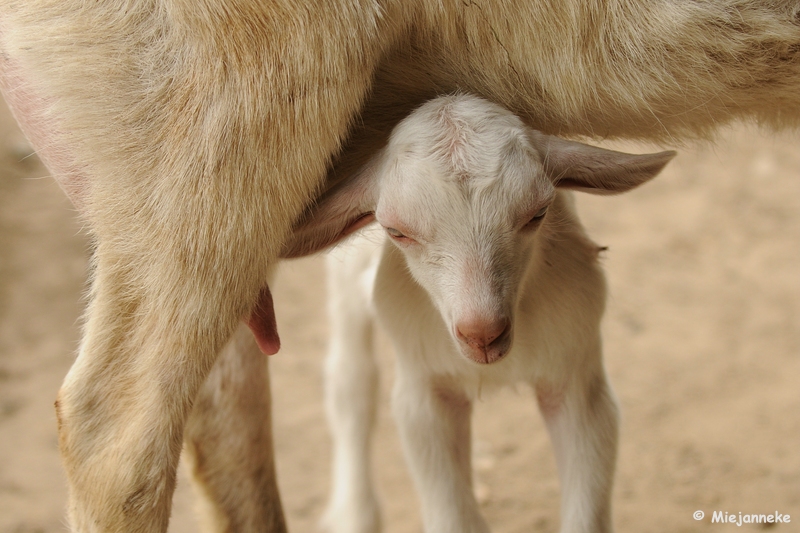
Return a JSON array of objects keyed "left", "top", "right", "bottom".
[
  {"left": 55, "top": 234, "right": 275, "bottom": 533},
  {"left": 184, "top": 321, "right": 286, "bottom": 533},
  {"left": 535, "top": 351, "right": 619, "bottom": 533},
  {"left": 321, "top": 245, "right": 382, "bottom": 533}
]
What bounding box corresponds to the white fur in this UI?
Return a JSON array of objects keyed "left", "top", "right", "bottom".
[{"left": 318, "top": 95, "right": 674, "bottom": 533}]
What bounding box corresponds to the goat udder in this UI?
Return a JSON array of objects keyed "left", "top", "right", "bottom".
[{"left": 246, "top": 286, "right": 280, "bottom": 355}]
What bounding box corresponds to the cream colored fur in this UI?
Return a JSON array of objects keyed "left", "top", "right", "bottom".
[
  {"left": 183, "top": 322, "right": 285, "bottom": 532},
  {"left": 0, "top": 1, "right": 798, "bottom": 532}
]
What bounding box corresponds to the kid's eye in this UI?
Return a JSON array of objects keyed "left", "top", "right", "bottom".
[
  {"left": 523, "top": 206, "right": 549, "bottom": 229},
  {"left": 532, "top": 206, "right": 548, "bottom": 219},
  {"left": 385, "top": 227, "right": 417, "bottom": 245}
]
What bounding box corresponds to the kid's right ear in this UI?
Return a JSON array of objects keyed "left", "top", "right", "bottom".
[
  {"left": 280, "top": 156, "right": 383, "bottom": 258},
  {"left": 529, "top": 132, "right": 676, "bottom": 195}
]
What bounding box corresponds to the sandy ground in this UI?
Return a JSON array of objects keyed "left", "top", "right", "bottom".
[{"left": 0, "top": 96, "right": 798, "bottom": 533}]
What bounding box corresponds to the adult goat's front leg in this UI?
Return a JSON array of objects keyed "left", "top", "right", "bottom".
[
  {"left": 184, "top": 322, "right": 286, "bottom": 533},
  {"left": 536, "top": 361, "right": 619, "bottom": 533}
]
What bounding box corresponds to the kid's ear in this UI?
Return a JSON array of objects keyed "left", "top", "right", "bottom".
[
  {"left": 529, "top": 132, "right": 676, "bottom": 194},
  {"left": 280, "top": 156, "right": 383, "bottom": 258}
]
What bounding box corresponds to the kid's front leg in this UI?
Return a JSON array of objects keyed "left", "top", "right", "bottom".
[
  {"left": 535, "top": 368, "right": 619, "bottom": 533},
  {"left": 391, "top": 372, "right": 489, "bottom": 533}
]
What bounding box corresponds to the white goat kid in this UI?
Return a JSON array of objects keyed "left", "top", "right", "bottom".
[{"left": 294, "top": 95, "right": 675, "bottom": 533}]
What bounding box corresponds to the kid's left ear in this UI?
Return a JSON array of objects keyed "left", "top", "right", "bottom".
[
  {"left": 529, "top": 132, "right": 676, "bottom": 194},
  {"left": 280, "top": 155, "right": 382, "bottom": 259}
]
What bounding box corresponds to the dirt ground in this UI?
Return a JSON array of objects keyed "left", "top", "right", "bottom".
[{"left": 0, "top": 96, "right": 798, "bottom": 533}]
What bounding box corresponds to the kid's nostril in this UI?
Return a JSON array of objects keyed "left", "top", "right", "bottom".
[{"left": 456, "top": 318, "right": 511, "bottom": 348}]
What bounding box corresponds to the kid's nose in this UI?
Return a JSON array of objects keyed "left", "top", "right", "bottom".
[{"left": 455, "top": 317, "right": 512, "bottom": 364}]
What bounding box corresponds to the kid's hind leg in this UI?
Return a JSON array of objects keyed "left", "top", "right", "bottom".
[
  {"left": 535, "top": 360, "right": 619, "bottom": 533},
  {"left": 183, "top": 321, "right": 286, "bottom": 533},
  {"left": 321, "top": 246, "right": 382, "bottom": 533}
]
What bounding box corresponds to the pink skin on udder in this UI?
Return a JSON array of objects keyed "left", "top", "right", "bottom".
[
  {"left": 0, "top": 45, "right": 88, "bottom": 211},
  {"left": 1, "top": 46, "right": 287, "bottom": 355},
  {"left": 247, "top": 287, "right": 281, "bottom": 355}
]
